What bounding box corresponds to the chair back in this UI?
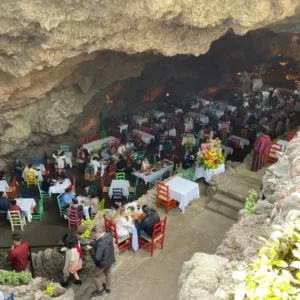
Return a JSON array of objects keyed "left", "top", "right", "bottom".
[
  {"left": 86, "top": 136, "right": 93, "bottom": 143},
  {"left": 94, "top": 134, "right": 101, "bottom": 141},
  {"left": 79, "top": 138, "right": 85, "bottom": 145},
  {"left": 68, "top": 209, "right": 81, "bottom": 229},
  {"left": 8, "top": 210, "right": 26, "bottom": 231},
  {"left": 157, "top": 182, "right": 170, "bottom": 201},
  {"left": 271, "top": 142, "right": 282, "bottom": 152},
  {"left": 228, "top": 137, "right": 240, "bottom": 149},
  {"left": 89, "top": 185, "right": 97, "bottom": 195},
  {"left": 60, "top": 145, "right": 69, "bottom": 152},
  {"left": 32, "top": 199, "right": 44, "bottom": 221},
  {"left": 100, "top": 131, "right": 107, "bottom": 139},
  {"left": 104, "top": 216, "right": 118, "bottom": 242},
  {"left": 151, "top": 216, "right": 167, "bottom": 241},
  {"left": 185, "top": 142, "right": 194, "bottom": 150},
  {"left": 57, "top": 194, "right": 65, "bottom": 217},
  {"left": 32, "top": 155, "right": 42, "bottom": 164},
  {"left": 116, "top": 172, "right": 125, "bottom": 180},
  {"left": 112, "top": 188, "right": 123, "bottom": 201},
  {"left": 108, "top": 163, "right": 116, "bottom": 176},
  {"left": 182, "top": 169, "right": 195, "bottom": 181},
  {"left": 25, "top": 171, "right": 37, "bottom": 187},
  {"left": 98, "top": 199, "right": 105, "bottom": 211},
  {"left": 21, "top": 188, "right": 33, "bottom": 198}
]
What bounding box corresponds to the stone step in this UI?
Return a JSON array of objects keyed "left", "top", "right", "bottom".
[
  {"left": 212, "top": 193, "right": 245, "bottom": 211},
  {"left": 206, "top": 201, "right": 238, "bottom": 221}
]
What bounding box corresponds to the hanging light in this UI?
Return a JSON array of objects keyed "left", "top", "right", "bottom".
[{"left": 106, "top": 95, "right": 113, "bottom": 104}]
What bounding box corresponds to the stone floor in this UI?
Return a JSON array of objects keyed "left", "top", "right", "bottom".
[{"left": 74, "top": 181, "right": 236, "bottom": 300}]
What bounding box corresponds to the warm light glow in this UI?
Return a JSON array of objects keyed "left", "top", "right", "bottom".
[
  {"left": 143, "top": 87, "right": 164, "bottom": 101},
  {"left": 201, "top": 86, "right": 229, "bottom": 96},
  {"left": 286, "top": 74, "right": 300, "bottom": 80},
  {"left": 279, "top": 61, "right": 288, "bottom": 66},
  {"left": 106, "top": 95, "right": 113, "bottom": 104},
  {"left": 237, "top": 72, "right": 241, "bottom": 75},
  {"left": 80, "top": 117, "right": 98, "bottom": 133}
]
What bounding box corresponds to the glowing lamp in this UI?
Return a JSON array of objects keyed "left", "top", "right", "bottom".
[
  {"left": 279, "top": 61, "right": 288, "bottom": 66},
  {"left": 237, "top": 72, "right": 241, "bottom": 75}
]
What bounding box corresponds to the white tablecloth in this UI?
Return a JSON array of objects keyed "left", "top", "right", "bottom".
[
  {"left": 15, "top": 198, "right": 36, "bottom": 222},
  {"left": 211, "top": 109, "right": 224, "bottom": 119},
  {"left": 184, "top": 118, "right": 194, "bottom": 130},
  {"left": 188, "top": 112, "right": 209, "bottom": 125},
  {"left": 276, "top": 140, "right": 289, "bottom": 152},
  {"left": 77, "top": 196, "right": 91, "bottom": 220},
  {"left": 221, "top": 145, "right": 233, "bottom": 157},
  {"left": 132, "top": 129, "right": 154, "bottom": 144},
  {"left": 118, "top": 124, "right": 128, "bottom": 132},
  {"left": 134, "top": 161, "right": 174, "bottom": 184},
  {"left": 195, "top": 164, "right": 225, "bottom": 182},
  {"left": 109, "top": 179, "right": 130, "bottom": 198},
  {"left": 152, "top": 110, "right": 164, "bottom": 119},
  {"left": 165, "top": 177, "right": 200, "bottom": 213},
  {"left": 227, "top": 105, "right": 237, "bottom": 113},
  {"left": 228, "top": 135, "right": 250, "bottom": 149},
  {"left": 132, "top": 115, "right": 148, "bottom": 125},
  {"left": 0, "top": 180, "right": 9, "bottom": 192},
  {"left": 22, "top": 164, "right": 45, "bottom": 182},
  {"left": 191, "top": 102, "right": 199, "bottom": 109},
  {"left": 199, "top": 99, "right": 210, "bottom": 107},
  {"left": 164, "top": 128, "right": 176, "bottom": 137},
  {"left": 83, "top": 136, "right": 116, "bottom": 153},
  {"left": 49, "top": 179, "right": 72, "bottom": 195},
  {"left": 175, "top": 108, "right": 183, "bottom": 114},
  {"left": 182, "top": 135, "right": 196, "bottom": 146}
]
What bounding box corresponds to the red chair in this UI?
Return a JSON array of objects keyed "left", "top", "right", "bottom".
[
  {"left": 265, "top": 143, "right": 282, "bottom": 165},
  {"left": 43, "top": 163, "right": 52, "bottom": 178},
  {"left": 72, "top": 174, "right": 76, "bottom": 194},
  {"left": 100, "top": 177, "right": 109, "bottom": 201},
  {"left": 139, "top": 216, "right": 167, "bottom": 257},
  {"left": 94, "top": 134, "right": 100, "bottom": 141},
  {"left": 104, "top": 216, "right": 131, "bottom": 253},
  {"left": 228, "top": 137, "right": 240, "bottom": 149},
  {"left": 156, "top": 182, "right": 177, "bottom": 214},
  {"left": 68, "top": 209, "right": 82, "bottom": 230},
  {"left": 6, "top": 176, "right": 17, "bottom": 199},
  {"left": 86, "top": 136, "right": 93, "bottom": 143},
  {"left": 109, "top": 128, "right": 121, "bottom": 138},
  {"left": 286, "top": 131, "right": 296, "bottom": 142},
  {"left": 108, "top": 163, "right": 116, "bottom": 180},
  {"left": 79, "top": 138, "right": 85, "bottom": 145}
]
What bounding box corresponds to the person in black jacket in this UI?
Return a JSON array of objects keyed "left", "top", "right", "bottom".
[
  {"left": 0, "top": 191, "right": 11, "bottom": 211},
  {"left": 134, "top": 205, "right": 160, "bottom": 238},
  {"left": 87, "top": 225, "right": 116, "bottom": 297}
]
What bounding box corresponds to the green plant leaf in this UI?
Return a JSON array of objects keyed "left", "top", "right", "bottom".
[{"left": 273, "top": 260, "right": 288, "bottom": 268}]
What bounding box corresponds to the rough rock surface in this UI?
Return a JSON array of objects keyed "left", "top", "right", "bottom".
[{"left": 178, "top": 133, "right": 300, "bottom": 299}]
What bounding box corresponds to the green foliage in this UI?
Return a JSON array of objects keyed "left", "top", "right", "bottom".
[
  {"left": 244, "top": 189, "right": 257, "bottom": 216},
  {"left": 0, "top": 250, "right": 8, "bottom": 260},
  {"left": 45, "top": 282, "right": 56, "bottom": 297},
  {"left": 234, "top": 218, "right": 300, "bottom": 299},
  {"left": 0, "top": 271, "right": 32, "bottom": 286},
  {"left": 80, "top": 219, "right": 93, "bottom": 238}
]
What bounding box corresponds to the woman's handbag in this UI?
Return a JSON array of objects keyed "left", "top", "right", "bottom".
[{"left": 69, "top": 260, "right": 83, "bottom": 274}]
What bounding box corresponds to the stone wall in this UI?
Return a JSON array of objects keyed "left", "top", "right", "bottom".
[{"left": 177, "top": 132, "right": 300, "bottom": 299}]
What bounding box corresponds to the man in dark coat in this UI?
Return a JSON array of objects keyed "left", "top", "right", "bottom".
[{"left": 135, "top": 205, "right": 160, "bottom": 238}]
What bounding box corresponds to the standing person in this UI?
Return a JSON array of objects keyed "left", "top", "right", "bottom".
[
  {"left": 0, "top": 191, "right": 10, "bottom": 212},
  {"left": 87, "top": 225, "right": 116, "bottom": 297},
  {"left": 6, "top": 233, "right": 29, "bottom": 271},
  {"left": 77, "top": 145, "right": 88, "bottom": 174},
  {"left": 52, "top": 147, "right": 66, "bottom": 176},
  {"left": 251, "top": 132, "right": 272, "bottom": 172},
  {"left": 12, "top": 158, "right": 25, "bottom": 183},
  {"left": 60, "top": 234, "right": 83, "bottom": 287}
]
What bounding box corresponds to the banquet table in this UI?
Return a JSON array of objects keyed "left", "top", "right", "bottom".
[
  {"left": 0, "top": 180, "right": 9, "bottom": 192},
  {"left": 15, "top": 198, "right": 36, "bottom": 222},
  {"left": 49, "top": 178, "right": 72, "bottom": 196},
  {"left": 132, "top": 129, "right": 154, "bottom": 144},
  {"left": 118, "top": 123, "right": 128, "bottom": 132},
  {"left": 182, "top": 134, "right": 196, "bottom": 146},
  {"left": 152, "top": 110, "right": 165, "bottom": 119},
  {"left": 83, "top": 136, "right": 116, "bottom": 153},
  {"left": 228, "top": 135, "right": 250, "bottom": 149},
  {"left": 187, "top": 112, "right": 209, "bottom": 125},
  {"left": 77, "top": 196, "right": 92, "bottom": 220},
  {"left": 195, "top": 164, "right": 225, "bottom": 182},
  {"left": 165, "top": 177, "right": 200, "bottom": 213},
  {"left": 109, "top": 179, "right": 130, "bottom": 198},
  {"left": 133, "top": 160, "right": 174, "bottom": 184},
  {"left": 221, "top": 145, "right": 233, "bottom": 157},
  {"left": 276, "top": 140, "right": 289, "bottom": 152},
  {"left": 22, "top": 164, "right": 45, "bottom": 182},
  {"left": 132, "top": 115, "right": 148, "bottom": 126}
]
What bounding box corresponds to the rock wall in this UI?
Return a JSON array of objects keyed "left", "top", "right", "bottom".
[{"left": 178, "top": 132, "right": 300, "bottom": 299}]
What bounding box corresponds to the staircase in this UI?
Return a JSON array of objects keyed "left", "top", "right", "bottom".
[{"left": 206, "top": 167, "right": 265, "bottom": 221}]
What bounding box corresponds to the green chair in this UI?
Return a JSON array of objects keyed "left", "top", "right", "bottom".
[
  {"left": 137, "top": 151, "right": 145, "bottom": 160},
  {"left": 128, "top": 177, "right": 139, "bottom": 201},
  {"left": 116, "top": 172, "right": 125, "bottom": 180},
  {"left": 172, "top": 162, "right": 182, "bottom": 176},
  {"left": 32, "top": 199, "right": 44, "bottom": 221},
  {"left": 100, "top": 131, "right": 107, "bottom": 139},
  {"left": 89, "top": 185, "right": 97, "bottom": 195},
  {"left": 182, "top": 169, "right": 195, "bottom": 181},
  {"left": 38, "top": 182, "right": 50, "bottom": 200},
  {"left": 147, "top": 155, "right": 155, "bottom": 165}
]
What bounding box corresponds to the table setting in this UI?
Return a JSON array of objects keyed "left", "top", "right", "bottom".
[{"left": 49, "top": 178, "right": 72, "bottom": 195}]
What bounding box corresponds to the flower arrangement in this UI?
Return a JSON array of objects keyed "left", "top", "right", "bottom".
[{"left": 196, "top": 138, "right": 224, "bottom": 169}]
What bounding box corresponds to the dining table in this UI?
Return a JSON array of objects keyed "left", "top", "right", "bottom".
[
  {"left": 83, "top": 136, "right": 116, "bottom": 154},
  {"left": 165, "top": 177, "right": 200, "bottom": 213},
  {"left": 195, "top": 164, "right": 225, "bottom": 182},
  {"left": 49, "top": 178, "right": 72, "bottom": 196},
  {"left": 132, "top": 115, "right": 148, "bottom": 126},
  {"left": 131, "top": 129, "right": 154, "bottom": 144},
  {"left": 187, "top": 112, "right": 209, "bottom": 125},
  {"left": 109, "top": 179, "right": 130, "bottom": 198},
  {"left": 152, "top": 110, "right": 165, "bottom": 119},
  {"left": 228, "top": 135, "right": 250, "bottom": 149},
  {"left": 15, "top": 198, "right": 36, "bottom": 222},
  {"left": 0, "top": 180, "right": 9, "bottom": 192}
]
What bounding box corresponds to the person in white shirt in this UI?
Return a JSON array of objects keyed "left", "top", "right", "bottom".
[
  {"left": 117, "top": 143, "right": 126, "bottom": 155},
  {"left": 114, "top": 208, "right": 134, "bottom": 239},
  {"left": 90, "top": 157, "right": 101, "bottom": 175},
  {"left": 52, "top": 147, "right": 66, "bottom": 174}
]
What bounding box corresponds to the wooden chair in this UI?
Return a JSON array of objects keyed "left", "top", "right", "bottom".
[
  {"left": 108, "top": 163, "right": 116, "bottom": 180},
  {"left": 116, "top": 172, "right": 125, "bottom": 180},
  {"left": 182, "top": 169, "right": 195, "bottom": 181},
  {"left": 57, "top": 194, "right": 67, "bottom": 218},
  {"left": 98, "top": 198, "right": 105, "bottom": 211},
  {"left": 185, "top": 142, "right": 194, "bottom": 151},
  {"left": 100, "top": 131, "right": 107, "bottom": 139},
  {"left": 94, "top": 134, "right": 101, "bottom": 141},
  {"left": 240, "top": 129, "right": 248, "bottom": 138},
  {"left": 128, "top": 177, "right": 138, "bottom": 201},
  {"left": 8, "top": 211, "right": 26, "bottom": 231},
  {"left": 156, "top": 182, "right": 177, "bottom": 214},
  {"left": 265, "top": 143, "right": 283, "bottom": 165},
  {"left": 112, "top": 188, "right": 124, "bottom": 205},
  {"left": 68, "top": 209, "right": 82, "bottom": 230},
  {"left": 139, "top": 216, "right": 167, "bottom": 257},
  {"left": 60, "top": 145, "right": 69, "bottom": 152},
  {"left": 25, "top": 171, "right": 38, "bottom": 188},
  {"left": 32, "top": 199, "right": 44, "bottom": 221},
  {"left": 79, "top": 138, "right": 85, "bottom": 145},
  {"left": 100, "top": 177, "right": 109, "bottom": 201},
  {"left": 104, "top": 216, "right": 131, "bottom": 254},
  {"left": 86, "top": 136, "right": 93, "bottom": 143},
  {"left": 37, "top": 182, "right": 50, "bottom": 200},
  {"left": 286, "top": 131, "right": 296, "bottom": 141},
  {"left": 172, "top": 162, "right": 182, "bottom": 176},
  {"left": 21, "top": 188, "right": 33, "bottom": 198}
]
